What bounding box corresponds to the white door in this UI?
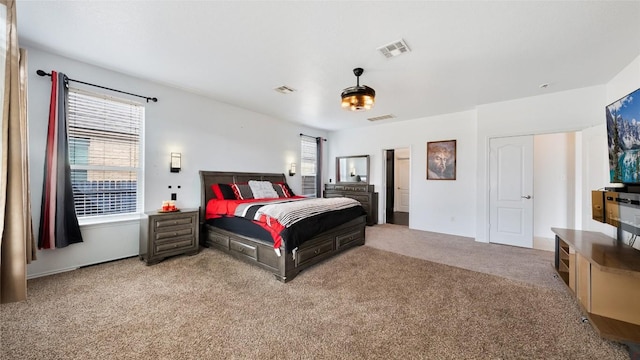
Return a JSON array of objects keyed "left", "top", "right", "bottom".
[
  {"left": 489, "top": 136, "right": 534, "bottom": 248},
  {"left": 395, "top": 157, "right": 410, "bottom": 212}
]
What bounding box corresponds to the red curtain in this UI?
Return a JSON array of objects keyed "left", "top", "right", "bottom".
[{"left": 38, "top": 71, "right": 83, "bottom": 249}]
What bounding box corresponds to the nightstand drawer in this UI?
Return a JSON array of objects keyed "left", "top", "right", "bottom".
[
  {"left": 155, "top": 237, "right": 195, "bottom": 253},
  {"left": 155, "top": 216, "right": 195, "bottom": 228},
  {"left": 155, "top": 227, "right": 194, "bottom": 240}
]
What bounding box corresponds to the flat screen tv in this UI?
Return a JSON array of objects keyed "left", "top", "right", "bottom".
[{"left": 606, "top": 87, "right": 640, "bottom": 184}]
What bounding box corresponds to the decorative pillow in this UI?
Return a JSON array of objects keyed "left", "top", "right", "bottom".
[
  {"left": 230, "top": 183, "right": 254, "bottom": 200},
  {"left": 272, "top": 184, "right": 286, "bottom": 198},
  {"left": 283, "top": 183, "right": 295, "bottom": 197},
  {"left": 275, "top": 182, "right": 295, "bottom": 197},
  {"left": 272, "top": 183, "right": 291, "bottom": 198},
  {"left": 248, "top": 180, "right": 278, "bottom": 199},
  {"left": 211, "top": 184, "right": 236, "bottom": 200}
]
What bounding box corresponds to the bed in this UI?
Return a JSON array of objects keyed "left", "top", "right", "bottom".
[{"left": 199, "top": 170, "right": 367, "bottom": 282}]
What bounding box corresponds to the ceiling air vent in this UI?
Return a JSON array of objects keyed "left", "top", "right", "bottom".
[
  {"left": 274, "top": 85, "right": 295, "bottom": 94},
  {"left": 367, "top": 114, "right": 396, "bottom": 122},
  {"left": 377, "top": 39, "right": 411, "bottom": 58}
]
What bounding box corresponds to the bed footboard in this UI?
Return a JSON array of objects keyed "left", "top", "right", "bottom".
[{"left": 202, "top": 215, "right": 366, "bottom": 282}]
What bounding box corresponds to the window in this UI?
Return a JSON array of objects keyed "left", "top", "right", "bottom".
[
  {"left": 67, "top": 88, "right": 144, "bottom": 218},
  {"left": 300, "top": 136, "right": 320, "bottom": 197}
]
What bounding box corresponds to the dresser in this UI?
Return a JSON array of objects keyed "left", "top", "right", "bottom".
[
  {"left": 324, "top": 183, "right": 378, "bottom": 226},
  {"left": 139, "top": 208, "right": 200, "bottom": 265}
]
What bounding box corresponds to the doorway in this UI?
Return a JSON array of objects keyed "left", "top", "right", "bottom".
[
  {"left": 385, "top": 148, "right": 410, "bottom": 226},
  {"left": 488, "top": 132, "right": 577, "bottom": 250}
]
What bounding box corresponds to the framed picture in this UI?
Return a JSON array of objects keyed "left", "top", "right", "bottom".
[{"left": 427, "top": 140, "right": 456, "bottom": 180}]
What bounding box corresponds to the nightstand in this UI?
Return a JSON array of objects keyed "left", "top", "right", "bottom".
[{"left": 139, "top": 208, "right": 200, "bottom": 265}]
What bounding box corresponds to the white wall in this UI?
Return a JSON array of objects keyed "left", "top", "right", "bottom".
[
  {"left": 26, "top": 46, "right": 326, "bottom": 277},
  {"left": 533, "top": 132, "right": 576, "bottom": 251},
  {"left": 580, "top": 124, "right": 613, "bottom": 237},
  {"left": 328, "top": 110, "right": 478, "bottom": 238},
  {"left": 600, "top": 54, "right": 640, "bottom": 248}
]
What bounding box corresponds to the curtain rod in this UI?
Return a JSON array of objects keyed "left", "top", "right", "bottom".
[
  {"left": 299, "top": 133, "right": 327, "bottom": 141},
  {"left": 36, "top": 70, "right": 158, "bottom": 103}
]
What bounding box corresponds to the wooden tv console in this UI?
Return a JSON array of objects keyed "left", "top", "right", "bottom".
[{"left": 552, "top": 228, "right": 640, "bottom": 346}]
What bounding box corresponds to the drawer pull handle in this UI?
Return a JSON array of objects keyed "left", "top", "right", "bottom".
[{"left": 314, "top": 249, "right": 320, "bottom": 255}]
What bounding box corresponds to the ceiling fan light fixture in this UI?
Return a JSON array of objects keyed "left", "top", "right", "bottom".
[{"left": 341, "top": 68, "right": 375, "bottom": 111}]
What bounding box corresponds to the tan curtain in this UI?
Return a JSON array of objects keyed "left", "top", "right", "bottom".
[{"left": 1, "top": 0, "right": 36, "bottom": 304}]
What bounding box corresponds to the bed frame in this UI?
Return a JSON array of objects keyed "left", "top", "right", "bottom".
[{"left": 199, "top": 171, "right": 366, "bottom": 282}]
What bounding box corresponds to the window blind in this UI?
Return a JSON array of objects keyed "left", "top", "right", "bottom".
[{"left": 67, "top": 88, "right": 143, "bottom": 217}]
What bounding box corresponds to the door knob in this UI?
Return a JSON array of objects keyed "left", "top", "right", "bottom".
[{"left": 521, "top": 195, "right": 532, "bottom": 199}]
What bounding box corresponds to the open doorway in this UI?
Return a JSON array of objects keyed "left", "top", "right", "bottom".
[
  {"left": 384, "top": 148, "right": 410, "bottom": 226},
  {"left": 488, "top": 132, "right": 578, "bottom": 251}
]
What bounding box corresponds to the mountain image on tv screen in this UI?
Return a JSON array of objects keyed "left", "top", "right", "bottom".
[{"left": 607, "top": 88, "right": 640, "bottom": 184}]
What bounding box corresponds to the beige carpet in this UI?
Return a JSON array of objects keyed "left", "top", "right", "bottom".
[
  {"left": 366, "top": 224, "right": 558, "bottom": 288},
  {"left": 0, "top": 226, "right": 629, "bottom": 359}
]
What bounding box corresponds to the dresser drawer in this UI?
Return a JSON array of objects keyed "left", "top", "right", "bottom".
[
  {"left": 324, "top": 185, "right": 377, "bottom": 226},
  {"left": 155, "top": 227, "right": 194, "bottom": 240},
  {"left": 155, "top": 215, "right": 195, "bottom": 228},
  {"left": 155, "top": 237, "right": 195, "bottom": 253},
  {"left": 230, "top": 239, "right": 257, "bottom": 259},
  {"left": 345, "top": 194, "right": 370, "bottom": 204},
  {"left": 326, "top": 184, "right": 370, "bottom": 192},
  {"left": 296, "top": 238, "right": 334, "bottom": 267}
]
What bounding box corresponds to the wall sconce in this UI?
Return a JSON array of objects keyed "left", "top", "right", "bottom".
[
  {"left": 289, "top": 163, "right": 296, "bottom": 176},
  {"left": 170, "top": 152, "right": 181, "bottom": 173}
]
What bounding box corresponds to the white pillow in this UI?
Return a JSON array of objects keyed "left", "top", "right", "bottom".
[{"left": 248, "top": 180, "right": 278, "bottom": 199}]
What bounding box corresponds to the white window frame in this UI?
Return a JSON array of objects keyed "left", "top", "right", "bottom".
[
  {"left": 300, "top": 136, "right": 318, "bottom": 197},
  {"left": 67, "top": 87, "right": 145, "bottom": 225}
]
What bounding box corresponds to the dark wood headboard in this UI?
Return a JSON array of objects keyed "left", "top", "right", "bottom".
[{"left": 199, "top": 171, "right": 287, "bottom": 224}]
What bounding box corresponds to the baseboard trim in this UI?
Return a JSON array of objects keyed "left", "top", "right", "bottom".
[
  {"left": 27, "top": 266, "right": 79, "bottom": 279},
  {"left": 533, "top": 237, "right": 555, "bottom": 252}
]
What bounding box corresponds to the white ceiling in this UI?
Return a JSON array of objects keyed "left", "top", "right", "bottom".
[{"left": 16, "top": 1, "right": 640, "bottom": 131}]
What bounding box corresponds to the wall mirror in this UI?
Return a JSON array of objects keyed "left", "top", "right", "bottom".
[{"left": 336, "top": 155, "right": 370, "bottom": 184}]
